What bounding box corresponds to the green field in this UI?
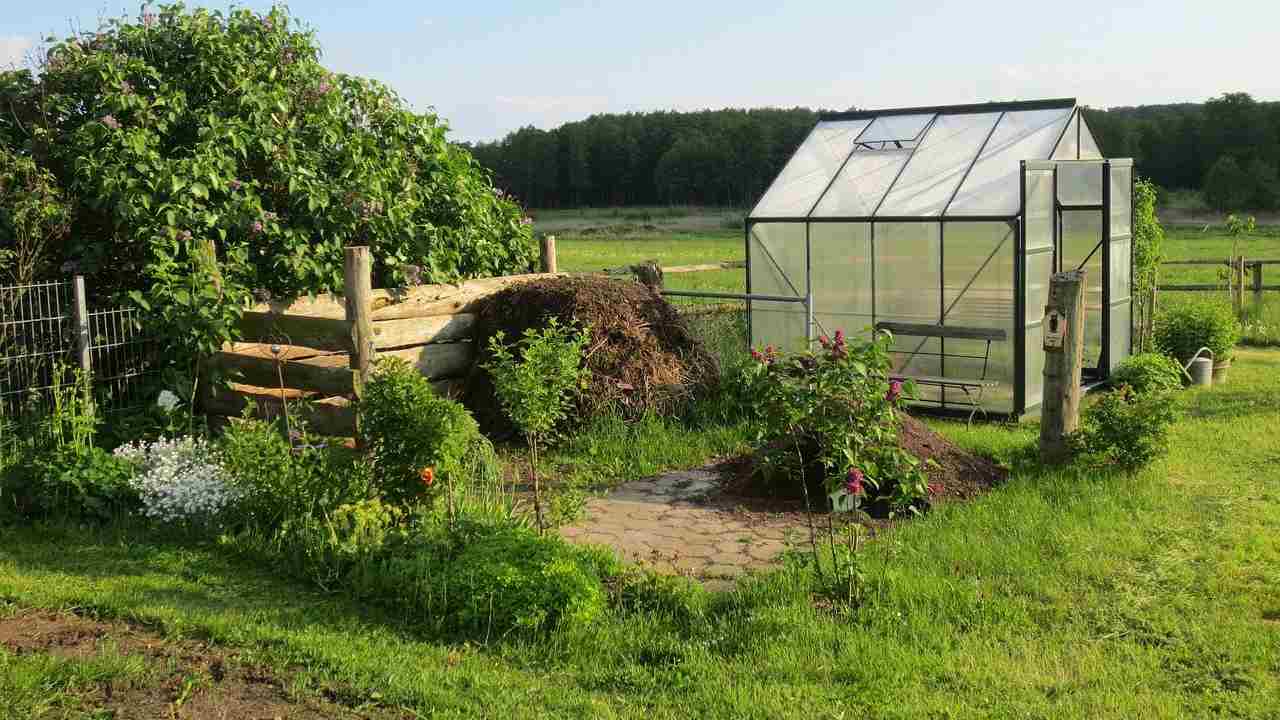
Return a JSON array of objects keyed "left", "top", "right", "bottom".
[
  {"left": 548, "top": 213, "right": 1280, "bottom": 345},
  {"left": 4, "top": 349, "right": 1279, "bottom": 718}
]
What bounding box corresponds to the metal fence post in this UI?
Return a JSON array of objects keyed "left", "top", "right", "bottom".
[{"left": 70, "top": 275, "right": 96, "bottom": 415}]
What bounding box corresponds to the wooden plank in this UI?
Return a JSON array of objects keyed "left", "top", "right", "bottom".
[
  {"left": 216, "top": 346, "right": 353, "bottom": 396},
  {"left": 239, "top": 311, "right": 349, "bottom": 351},
  {"left": 1162, "top": 284, "right": 1280, "bottom": 291},
  {"left": 207, "top": 385, "right": 355, "bottom": 437},
  {"left": 875, "top": 321, "right": 1007, "bottom": 341},
  {"left": 372, "top": 313, "right": 475, "bottom": 349},
  {"left": 247, "top": 273, "right": 566, "bottom": 320},
  {"left": 379, "top": 342, "right": 475, "bottom": 380}
]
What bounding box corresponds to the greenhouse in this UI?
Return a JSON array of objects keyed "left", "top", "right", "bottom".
[{"left": 746, "top": 98, "right": 1134, "bottom": 419}]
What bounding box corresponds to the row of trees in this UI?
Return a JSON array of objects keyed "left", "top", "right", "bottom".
[
  {"left": 472, "top": 93, "right": 1280, "bottom": 212},
  {"left": 467, "top": 108, "right": 816, "bottom": 209}
]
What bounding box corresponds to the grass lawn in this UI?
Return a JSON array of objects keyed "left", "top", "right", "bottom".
[{"left": 3, "top": 348, "right": 1278, "bottom": 718}]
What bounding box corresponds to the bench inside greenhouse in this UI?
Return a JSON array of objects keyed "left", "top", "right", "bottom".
[{"left": 875, "top": 321, "right": 1007, "bottom": 423}]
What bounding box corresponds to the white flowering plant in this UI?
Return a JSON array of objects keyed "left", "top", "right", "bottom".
[{"left": 114, "top": 436, "right": 239, "bottom": 524}]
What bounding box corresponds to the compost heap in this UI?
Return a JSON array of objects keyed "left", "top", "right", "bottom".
[{"left": 464, "top": 276, "right": 718, "bottom": 436}]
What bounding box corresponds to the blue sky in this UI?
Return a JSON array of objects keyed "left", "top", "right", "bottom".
[{"left": 4, "top": 1, "right": 1277, "bottom": 143}]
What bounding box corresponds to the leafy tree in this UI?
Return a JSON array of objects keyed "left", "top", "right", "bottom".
[
  {"left": 0, "top": 4, "right": 534, "bottom": 378},
  {"left": 1203, "top": 156, "right": 1252, "bottom": 211}
]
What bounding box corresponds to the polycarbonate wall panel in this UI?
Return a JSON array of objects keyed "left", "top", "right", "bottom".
[
  {"left": 1058, "top": 162, "right": 1104, "bottom": 206},
  {"left": 859, "top": 113, "right": 934, "bottom": 143},
  {"left": 748, "top": 223, "right": 807, "bottom": 350},
  {"left": 877, "top": 112, "right": 1001, "bottom": 217},
  {"left": 1026, "top": 251, "right": 1053, "bottom": 324},
  {"left": 1110, "top": 238, "right": 1132, "bottom": 301},
  {"left": 940, "top": 222, "right": 1015, "bottom": 413},
  {"left": 750, "top": 119, "right": 871, "bottom": 218},
  {"left": 1111, "top": 165, "right": 1132, "bottom": 236},
  {"left": 1109, "top": 303, "right": 1132, "bottom": 371},
  {"left": 1053, "top": 112, "right": 1080, "bottom": 160},
  {"left": 890, "top": 336, "right": 943, "bottom": 404},
  {"left": 947, "top": 108, "right": 1073, "bottom": 216},
  {"left": 874, "top": 223, "right": 940, "bottom": 325},
  {"left": 1025, "top": 324, "right": 1045, "bottom": 408},
  {"left": 1025, "top": 168, "right": 1055, "bottom": 251},
  {"left": 1079, "top": 119, "right": 1103, "bottom": 160},
  {"left": 810, "top": 222, "right": 872, "bottom": 338},
  {"left": 1061, "top": 211, "right": 1104, "bottom": 370},
  {"left": 811, "top": 150, "right": 911, "bottom": 217}
]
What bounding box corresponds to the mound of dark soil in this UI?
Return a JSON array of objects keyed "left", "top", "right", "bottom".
[
  {"left": 896, "top": 414, "right": 1008, "bottom": 501},
  {"left": 722, "top": 412, "right": 1008, "bottom": 516},
  {"left": 463, "top": 276, "right": 718, "bottom": 436}
]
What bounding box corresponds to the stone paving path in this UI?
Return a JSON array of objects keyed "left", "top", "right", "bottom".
[{"left": 559, "top": 467, "right": 804, "bottom": 582}]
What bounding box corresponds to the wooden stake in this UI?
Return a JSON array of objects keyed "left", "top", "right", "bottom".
[
  {"left": 1234, "top": 256, "right": 1246, "bottom": 318},
  {"left": 539, "top": 235, "right": 557, "bottom": 274},
  {"left": 343, "top": 246, "right": 375, "bottom": 407},
  {"left": 1254, "top": 261, "right": 1264, "bottom": 308},
  {"left": 1040, "top": 270, "right": 1086, "bottom": 464}
]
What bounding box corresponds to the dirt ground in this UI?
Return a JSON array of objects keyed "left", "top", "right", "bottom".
[{"left": 0, "top": 610, "right": 399, "bottom": 719}]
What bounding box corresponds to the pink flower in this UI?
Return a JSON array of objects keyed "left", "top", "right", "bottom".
[
  {"left": 818, "top": 334, "right": 830, "bottom": 349},
  {"left": 101, "top": 115, "right": 120, "bottom": 130},
  {"left": 833, "top": 329, "right": 845, "bottom": 346},
  {"left": 845, "top": 467, "right": 864, "bottom": 496},
  {"left": 250, "top": 221, "right": 264, "bottom": 235},
  {"left": 228, "top": 179, "right": 242, "bottom": 191},
  {"left": 317, "top": 80, "right": 332, "bottom": 95},
  {"left": 142, "top": 12, "right": 157, "bottom": 29},
  {"left": 750, "top": 348, "right": 763, "bottom": 363},
  {"left": 885, "top": 379, "right": 903, "bottom": 404}
]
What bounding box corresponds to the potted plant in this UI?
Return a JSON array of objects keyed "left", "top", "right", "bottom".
[{"left": 1154, "top": 299, "right": 1241, "bottom": 383}]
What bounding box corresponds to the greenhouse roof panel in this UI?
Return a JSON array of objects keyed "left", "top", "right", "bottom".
[{"left": 749, "top": 119, "right": 872, "bottom": 218}]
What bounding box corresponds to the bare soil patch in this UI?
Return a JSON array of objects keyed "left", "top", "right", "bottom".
[{"left": 0, "top": 610, "right": 397, "bottom": 719}]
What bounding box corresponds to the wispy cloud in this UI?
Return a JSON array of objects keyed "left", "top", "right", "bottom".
[{"left": 0, "top": 35, "right": 33, "bottom": 69}]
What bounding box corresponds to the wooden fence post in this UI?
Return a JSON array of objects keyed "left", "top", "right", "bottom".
[
  {"left": 344, "top": 247, "right": 375, "bottom": 411},
  {"left": 1040, "top": 270, "right": 1086, "bottom": 464},
  {"left": 632, "top": 260, "right": 664, "bottom": 290},
  {"left": 1253, "top": 261, "right": 1264, "bottom": 308},
  {"left": 70, "top": 275, "right": 94, "bottom": 413},
  {"left": 539, "top": 235, "right": 557, "bottom": 274}
]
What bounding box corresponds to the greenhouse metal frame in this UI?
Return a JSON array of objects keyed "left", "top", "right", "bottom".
[{"left": 742, "top": 98, "right": 1134, "bottom": 419}]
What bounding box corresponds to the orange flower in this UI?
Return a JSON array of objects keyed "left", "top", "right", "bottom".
[{"left": 420, "top": 467, "right": 435, "bottom": 487}]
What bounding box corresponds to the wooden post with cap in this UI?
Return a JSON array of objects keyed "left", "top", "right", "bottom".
[{"left": 1040, "top": 269, "right": 1086, "bottom": 464}]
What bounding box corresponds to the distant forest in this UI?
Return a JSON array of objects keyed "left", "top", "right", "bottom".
[{"left": 467, "top": 93, "right": 1280, "bottom": 212}]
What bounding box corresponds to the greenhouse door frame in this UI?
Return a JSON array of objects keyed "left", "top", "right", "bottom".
[{"left": 1019, "top": 158, "right": 1135, "bottom": 416}]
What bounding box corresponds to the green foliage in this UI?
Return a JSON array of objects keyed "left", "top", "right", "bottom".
[
  {"left": 0, "top": 150, "right": 71, "bottom": 284},
  {"left": 1, "top": 4, "right": 534, "bottom": 381},
  {"left": 1, "top": 446, "right": 137, "bottom": 522},
  {"left": 745, "top": 331, "right": 929, "bottom": 515},
  {"left": 1224, "top": 213, "right": 1257, "bottom": 237},
  {"left": 359, "top": 357, "right": 479, "bottom": 505},
  {"left": 1131, "top": 178, "right": 1164, "bottom": 352},
  {"left": 1155, "top": 298, "right": 1241, "bottom": 362},
  {"left": 1070, "top": 386, "right": 1178, "bottom": 472},
  {"left": 1203, "top": 156, "right": 1252, "bottom": 211},
  {"left": 1111, "top": 353, "right": 1184, "bottom": 395},
  {"left": 484, "top": 317, "right": 592, "bottom": 441},
  {"left": 218, "top": 416, "right": 371, "bottom": 531}
]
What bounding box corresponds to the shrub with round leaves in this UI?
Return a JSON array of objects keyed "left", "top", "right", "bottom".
[
  {"left": 0, "top": 4, "right": 534, "bottom": 370},
  {"left": 1154, "top": 298, "right": 1240, "bottom": 363}
]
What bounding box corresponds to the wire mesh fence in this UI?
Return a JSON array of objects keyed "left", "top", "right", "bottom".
[{"left": 0, "top": 278, "right": 158, "bottom": 420}]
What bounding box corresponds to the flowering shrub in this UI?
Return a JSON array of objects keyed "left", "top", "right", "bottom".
[
  {"left": 745, "top": 329, "right": 929, "bottom": 516},
  {"left": 114, "top": 436, "right": 239, "bottom": 523}
]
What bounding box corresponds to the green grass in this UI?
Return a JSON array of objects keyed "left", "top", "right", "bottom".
[
  {"left": 0, "top": 639, "right": 150, "bottom": 719},
  {"left": 3, "top": 349, "right": 1279, "bottom": 718}
]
